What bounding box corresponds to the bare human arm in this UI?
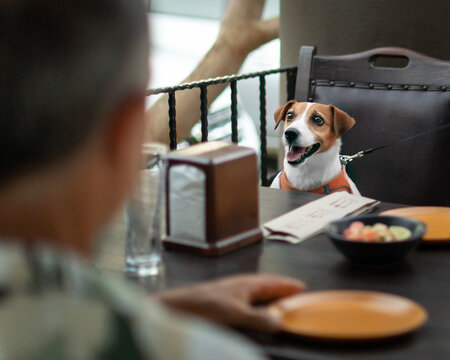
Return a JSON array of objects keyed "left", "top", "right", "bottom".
[
  {"left": 153, "top": 274, "right": 305, "bottom": 332},
  {"left": 145, "top": 0, "right": 279, "bottom": 144}
]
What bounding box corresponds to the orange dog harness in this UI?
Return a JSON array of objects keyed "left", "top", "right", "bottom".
[{"left": 280, "top": 167, "right": 354, "bottom": 194}]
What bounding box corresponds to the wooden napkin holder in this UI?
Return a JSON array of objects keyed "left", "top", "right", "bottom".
[{"left": 163, "top": 141, "right": 262, "bottom": 256}]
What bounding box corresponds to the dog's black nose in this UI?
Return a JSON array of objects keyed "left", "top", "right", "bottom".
[{"left": 284, "top": 129, "right": 299, "bottom": 143}]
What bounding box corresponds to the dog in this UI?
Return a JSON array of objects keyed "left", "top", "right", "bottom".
[{"left": 270, "top": 101, "right": 360, "bottom": 195}]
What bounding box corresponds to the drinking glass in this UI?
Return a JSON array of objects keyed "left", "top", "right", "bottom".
[{"left": 125, "top": 143, "right": 167, "bottom": 277}]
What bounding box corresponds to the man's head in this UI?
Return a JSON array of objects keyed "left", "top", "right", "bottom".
[{"left": 0, "top": 0, "right": 149, "bottom": 253}]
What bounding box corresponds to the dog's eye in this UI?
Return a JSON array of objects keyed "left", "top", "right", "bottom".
[
  {"left": 311, "top": 115, "right": 324, "bottom": 125},
  {"left": 286, "top": 112, "right": 294, "bottom": 121}
]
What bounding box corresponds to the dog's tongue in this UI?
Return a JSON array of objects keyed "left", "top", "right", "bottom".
[{"left": 286, "top": 146, "right": 306, "bottom": 162}]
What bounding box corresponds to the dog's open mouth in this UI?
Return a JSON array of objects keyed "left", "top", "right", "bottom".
[{"left": 286, "top": 143, "right": 320, "bottom": 165}]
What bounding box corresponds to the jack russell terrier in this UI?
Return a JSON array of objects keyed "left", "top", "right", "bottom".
[{"left": 271, "top": 101, "right": 360, "bottom": 195}]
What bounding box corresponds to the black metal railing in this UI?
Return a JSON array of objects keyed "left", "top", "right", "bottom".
[{"left": 146, "top": 66, "right": 298, "bottom": 186}]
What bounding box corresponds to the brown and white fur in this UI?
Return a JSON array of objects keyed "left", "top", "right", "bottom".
[{"left": 271, "top": 101, "right": 360, "bottom": 195}]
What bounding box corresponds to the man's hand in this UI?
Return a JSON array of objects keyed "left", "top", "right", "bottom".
[{"left": 153, "top": 274, "right": 305, "bottom": 332}]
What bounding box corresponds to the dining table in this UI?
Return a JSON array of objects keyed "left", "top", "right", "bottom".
[{"left": 95, "top": 187, "right": 450, "bottom": 360}]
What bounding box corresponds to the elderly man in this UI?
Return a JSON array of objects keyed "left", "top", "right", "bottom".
[{"left": 0, "top": 0, "right": 304, "bottom": 359}]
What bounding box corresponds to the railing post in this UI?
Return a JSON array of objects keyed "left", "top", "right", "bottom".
[
  {"left": 230, "top": 80, "right": 238, "bottom": 143},
  {"left": 200, "top": 85, "right": 208, "bottom": 142},
  {"left": 168, "top": 91, "right": 177, "bottom": 150},
  {"left": 259, "top": 75, "right": 268, "bottom": 186}
]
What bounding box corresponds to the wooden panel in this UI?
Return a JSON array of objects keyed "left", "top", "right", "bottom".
[{"left": 208, "top": 153, "right": 259, "bottom": 241}]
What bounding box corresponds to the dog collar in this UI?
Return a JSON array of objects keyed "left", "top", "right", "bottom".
[{"left": 280, "top": 167, "right": 353, "bottom": 195}]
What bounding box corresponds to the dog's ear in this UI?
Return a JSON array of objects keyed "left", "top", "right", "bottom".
[
  {"left": 274, "top": 100, "right": 296, "bottom": 130},
  {"left": 329, "top": 105, "right": 355, "bottom": 138}
]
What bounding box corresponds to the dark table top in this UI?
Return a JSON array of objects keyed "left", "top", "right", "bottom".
[{"left": 96, "top": 187, "right": 450, "bottom": 360}]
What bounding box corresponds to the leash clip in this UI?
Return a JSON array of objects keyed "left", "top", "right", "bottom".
[{"left": 339, "top": 151, "right": 365, "bottom": 165}]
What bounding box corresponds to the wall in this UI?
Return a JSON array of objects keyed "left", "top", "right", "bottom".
[{"left": 280, "top": 0, "right": 450, "bottom": 67}]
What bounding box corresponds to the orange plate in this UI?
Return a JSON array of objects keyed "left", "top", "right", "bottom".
[
  {"left": 381, "top": 207, "right": 450, "bottom": 242},
  {"left": 270, "top": 291, "right": 427, "bottom": 341}
]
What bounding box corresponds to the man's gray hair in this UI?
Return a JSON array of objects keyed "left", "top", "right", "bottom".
[{"left": 0, "top": 0, "right": 149, "bottom": 183}]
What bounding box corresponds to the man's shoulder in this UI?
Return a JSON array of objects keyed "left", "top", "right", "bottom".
[{"left": 0, "top": 242, "right": 150, "bottom": 359}]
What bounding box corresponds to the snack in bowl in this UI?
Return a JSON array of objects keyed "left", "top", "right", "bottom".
[
  {"left": 342, "top": 221, "right": 412, "bottom": 242},
  {"left": 324, "top": 215, "right": 426, "bottom": 265}
]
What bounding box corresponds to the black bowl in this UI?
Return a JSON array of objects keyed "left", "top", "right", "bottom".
[{"left": 324, "top": 215, "right": 427, "bottom": 266}]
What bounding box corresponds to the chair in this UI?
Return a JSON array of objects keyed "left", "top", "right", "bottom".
[{"left": 294, "top": 46, "right": 450, "bottom": 205}]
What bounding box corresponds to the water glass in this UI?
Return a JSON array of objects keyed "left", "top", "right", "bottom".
[{"left": 125, "top": 143, "right": 167, "bottom": 277}]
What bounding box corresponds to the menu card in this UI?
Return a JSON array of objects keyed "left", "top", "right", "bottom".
[{"left": 263, "top": 192, "right": 380, "bottom": 244}]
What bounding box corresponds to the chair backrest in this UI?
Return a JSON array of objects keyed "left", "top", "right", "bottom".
[{"left": 295, "top": 46, "right": 450, "bottom": 205}]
